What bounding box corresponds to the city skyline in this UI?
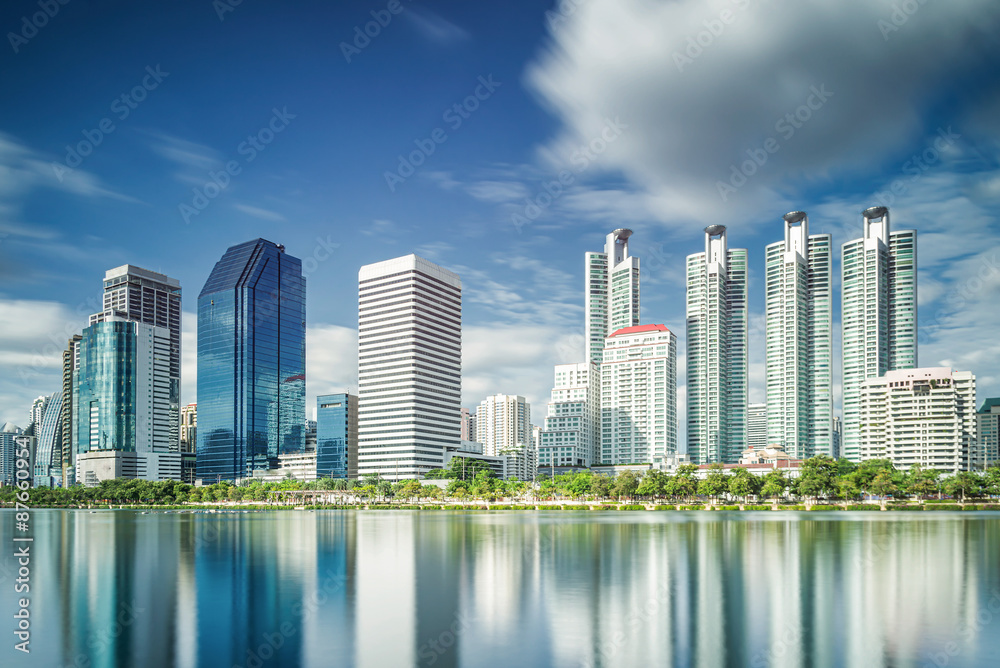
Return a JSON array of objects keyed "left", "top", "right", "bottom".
[{"left": 1, "top": 1, "right": 998, "bottom": 451}]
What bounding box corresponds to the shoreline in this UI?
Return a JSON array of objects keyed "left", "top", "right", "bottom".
[{"left": 3, "top": 502, "right": 1000, "bottom": 512}]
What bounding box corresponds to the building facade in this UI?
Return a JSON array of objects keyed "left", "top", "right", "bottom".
[
  {"left": 73, "top": 318, "right": 180, "bottom": 482},
  {"left": 976, "top": 399, "right": 1000, "bottom": 470},
  {"left": 539, "top": 362, "right": 600, "bottom": 469},
  {"left": 475, "top": 394, "right": 531, "bottom": 458},
  {"left": 747, "top": 403, "right": 767, "bottom": 451},
  {"left": 585, "top": 229, "right": 640, "bottom": 365},
  {"left": 180, "top": 403, "right": 197, "bottom": 454},
  {"left": 842, "top": 206, "right": 917, "bottom": 461},
  {"left": 317, "top": 393, "right": 357, "bottom": 479},
  {"left": 61, "top": 334, "right": 82, "bottom": 487},
  {"left": 197, "top": 239, "right": 306, "bottom": 482},
  {"left": 686, "top": 225, "right": 748, "bottom": 464},
  {"left": 357, "top": 255, "right": 462, "bottom": 480},
  {"left": 33, "top": 391, "right": 63, "bottom": 487},
  {"left": 764, "top": 212, "right": 833, "bottom": 459},
  {"left": 600, "top": 324, "right": 677, "bottom": 466},
  {"left": 90, "top": 265, "right": 182, "bottom": 451},
  {"left": 858, "top": 368, "right": 975, "bottom": 473}
]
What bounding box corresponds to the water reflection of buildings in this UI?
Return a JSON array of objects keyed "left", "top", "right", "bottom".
[{"left": 11, "top": 512, "right": 1000, "bottom": 668}]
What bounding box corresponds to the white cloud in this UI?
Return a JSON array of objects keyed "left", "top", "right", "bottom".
[
  {"left": 233, "top": 203, "right": 287, "bottom": 222},
  {"left": 403, "top": 7, "right": 471, "bottom": 46},
  {"left": 524, "top": 0, "right": 1000, "bottom": 228}
]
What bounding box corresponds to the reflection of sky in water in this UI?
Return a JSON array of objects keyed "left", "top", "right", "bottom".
[{"left": 2, "top": 510, "right": 999, "bottom": 668}]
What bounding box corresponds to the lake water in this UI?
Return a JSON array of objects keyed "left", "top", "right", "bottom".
[{"left": 2, "top": 509, "right": 1000, "bottom": 668}]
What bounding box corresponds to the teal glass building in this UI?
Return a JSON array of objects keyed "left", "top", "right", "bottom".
[
  {"left": 316, "top": 394, "right": 353, "bottom": 478},
  {"left": 197, "top": 239, "right": 306, "bottom": 481}
]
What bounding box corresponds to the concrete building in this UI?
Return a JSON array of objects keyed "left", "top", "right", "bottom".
[
  {"left": 357, "top": 255, "right": 462, "bottom": 480},
  {"left": 460, "top": 407, "right": 472, "bottom": 441},
  {"left": 765, "top": 212, "right": 833, "bottom": 459},
  {"left": 180, "top": 403, "right": 197, "bottom": 454},
  {"left": 585, "top": 229, "right": 640, "bottom": 365},
  {"left": 197, "top": 239, "right": 306, "bottom": 482},
  {"left": 832, "top": 416, "right": 842, "bottom": 459},
  {"left": 0, "top": 423, "right": 24, "bottom": 487},
  {"left": 842, "top": 207, "right": 917, "bottom": 461},
  {"left": 977, "top": 399, "right": 1000, "bottom": 470},
  {"left": 61, "top": 334, "right": 82, "bottom": 487},
  {"left": 747, "top": 403, "right": 768, "bottom": 451},
  {"left": 475, "top": 394, "right": 531, "bottom": 458},
  {"left": 539, "top": 362, "right": 600, "bottom": 468},
  {"left": 74, "top": 318, "right": 180, "bottom": 483},
  {"left": 858, "top": 368, "right": 975, "bottom": 473},
  {"left": 90, "top": 265, "right": 182, "bottom": 451},
  {"left": 686, "top": 225, "right": 749, "bottom": 464},
  {"left": 600, "top": 324, "right": 678, "bottom": 466}
]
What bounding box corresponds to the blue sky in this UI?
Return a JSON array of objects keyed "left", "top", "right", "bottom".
[{"left": 2, "top": 0, "right": 999, "bottom": 441}]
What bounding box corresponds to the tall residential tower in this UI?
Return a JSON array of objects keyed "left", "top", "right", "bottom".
[
  {"left": 585, "top": 229, "right": 640, "bottom": 365},
  {"left": 841, "top": 207, "right": 917, "bottom": 461},
  {"left": 686, "top": 225, "right": 748, "bottom": 464},
  {"left": 764, "top": 212, "right": 833, "bottom": 459},
  {"left": 357, "top": 255, "right": 462, "bottom": 480}
]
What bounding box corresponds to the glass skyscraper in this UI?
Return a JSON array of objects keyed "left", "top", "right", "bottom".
[
  {"left": 686, "top": 225, "right": 748, "bottom": 464},
  {"left": 316, "top": 393, "right": 356, "bottom": 479},
  {"left": 841, "top": 207, "right": 916, "bottom": 461},
  {"left": 764, "top": 212, "right": 833, "bottom": 459},
  {"left": 197, "top": 239, "right": 305, "bottom": 482}
]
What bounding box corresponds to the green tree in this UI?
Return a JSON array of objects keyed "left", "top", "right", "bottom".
[
  {"left": 698, "top": 464, "right": 729, "bottom": 503},
  {"left": 796, "top": 455, "right": 837, "bottom": 500},
  {"left": 637, "top": 470, "right": 667, "bottom": 500},
  {"left": 946, "top": 472, "right": 985, "bottom": 502},
  {"left": 668, "top": 464, "right": 699, "bottom": 501},
  {"left": 728, "top": 467, "right": 761, "bottom": 502},
  {"left": 612, "top": 471, "right": 640, "bottom": 501},
  {"left": 869, "top": 469, "right": 898, "bottom": 501},
  {"left": 983, "top": 466, "right": 1000, "bottom": 496},
  {"left": 904, "top": 464, "right": 940, "bottom": 499},
  {"left": 566, "top": 471, "right": 594, "bottom": 499}
]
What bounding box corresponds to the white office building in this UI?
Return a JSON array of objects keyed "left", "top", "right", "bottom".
[
  {"left": 475, "top": 394, "right": 531, "bottom": 457},
  {"left": 600, "top": 324, "right": 677, "bottom": 466},
  {"left": 842, "top": 206, "right": 917, "bottom": 461},
  {"left": 90, "top": 265, "right": 182, "bottom": 451},
  {"left": 686, "top": 225, "right": 749, "bottom": 464},
  {"left": 859, "top": 367, "right": 975, "bottom": 473},
  {"left": 748, "top": 403, "right": 768, "bottom": 451},
  {"left": 357, "top": 254, "right": 462, "bottom": 480},
  {"left": 585, "top": 229, "right": 640, "bottom": 365},
  {"left": 765, "top": 211, "right": 834, "bottom": 459},
  {"left": 539, "top": 362, "right": 600, "bottom": 468}
]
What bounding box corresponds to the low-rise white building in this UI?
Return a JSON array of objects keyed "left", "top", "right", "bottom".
[{"left": 859, "top": 367, "right": 976, "bottom": 472}]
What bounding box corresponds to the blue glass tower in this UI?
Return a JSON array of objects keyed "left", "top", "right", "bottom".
[
  {"left": 316, "top": 394, "right": 355, "bottom": 478},
  {"left": 197, "top": 239, "right": 306, "bottom": 481}
]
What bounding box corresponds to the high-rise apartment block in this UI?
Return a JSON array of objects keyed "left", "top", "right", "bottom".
[
  {"left": 357, "top": 255, "right": 462, "bottom": 480},
  {"left": 197, "top": 239, "right": 306, "bottom": 482},
  {"left": 539, "top": 362, "right": 600, "bottom": 468},
  {"left": 764, "top": 212, "right": 833, "bottom": 459},
  {"left": 747, "top": 403, "right": 767, "bottom": 451},
  {"left": 976, "top": 399, "right": 1000, "bottom": 470},
  {"left": 842, "top": 206, "right": 917, "bottom": 461},
  {"left": 686, "top": 225, "right": 748, "bottom": 464},
  {"left": 61, "top": 334, "right": 81, "bottom": 486},
  {"left": 858, "top": 368, "right": 975, "bottom": 472},
  {"left": 600, "top": 325, "right": 677, "bottom": 465},
  {"left": 317, "top": 393, "right": 357, "bottom": 479},
  {"left": 585, "top": 229, "right": 640, "bottom": 365},
  {"left": 475, "top": 394, "right": 531, "bottom": 458},
  {"left": 90, "top": 265, "right": 182, "bottom": 450}
]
